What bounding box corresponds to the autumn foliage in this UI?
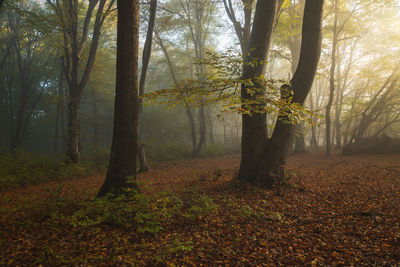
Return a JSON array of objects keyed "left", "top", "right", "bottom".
[{"left": 1, "top": 153, "right": 399, "bottom": 265}]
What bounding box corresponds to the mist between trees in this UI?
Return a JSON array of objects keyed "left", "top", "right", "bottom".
[
  {"left": 2, "top": 1, "right": 400, "bottom": 266},
  {"left": 1, "top": 0, "right": 400, "bottom": 187}
]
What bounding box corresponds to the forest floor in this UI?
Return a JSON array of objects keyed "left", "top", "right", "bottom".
[{"left": 1, "top": 153, "right": 400, "bottom": 266}]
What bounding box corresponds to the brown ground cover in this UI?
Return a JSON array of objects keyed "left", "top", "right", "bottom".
[{"left": 1, "top": 153, "right": 399, "bottom": 266}]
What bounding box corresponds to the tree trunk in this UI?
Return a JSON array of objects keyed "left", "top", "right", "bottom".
[
  {"left": 293, "top": 122, "right": 306, "bottom": 154},
  {"left": 334, "top": 108, "right": 342, "bottom": 149},
  {"left": 50, "top": 0, "right": 112, "bottom": 163},
  {"left": 209, "top": 109, "right": 214, "bottom": 144},
  {"left": 325, "top": 0, "right": 338, "bottom": 156},
  {"left": 155, "top": 31, "right": 197, "bottom": 156},
  {"left": 257, "top": 0, "right": 323, "bottom": 186},
  {"left": 309, "top": 91, "right": 318, "bottom": 151},
  {"left": 98, "top": 0, "right": 139, "bottom": 197},
  {"left": 223, "top": 118, "right": 227, "bottom": 147},
  {"left": 66, "top": 97, "right": 80, "bottom": 163},
  {"left": 310, "top": 124, "right": 318, "bottom": 151},
  {"left": 137, "top": 142, "right": 148, "bottom": 173},
  {"left": 237, "top": 0, "right": 278, "bottom": 182},
  {"left": 193, "top": 103, "right": 206, "bottom": 156},
  {"left": 92, "top": 89, "right": 99, "bottom": 148},
  {"left": 184, "top": 105, "right": 197, "bottom": 156},
  {"left": 137, "top": 0, "right": 157, "bottom": 172},
  {"left": 54, "top": 64, "right": 65, "bottom": 153}
]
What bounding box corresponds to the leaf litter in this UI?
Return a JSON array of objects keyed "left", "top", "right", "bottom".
[{"left": 1, "top": 153, "right": 399, "bottom": 266}]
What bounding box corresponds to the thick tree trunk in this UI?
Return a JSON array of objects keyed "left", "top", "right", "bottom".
[
  {"left": 98, "top": 0, "right": 139, "bottom": 197},
  {"left": 257, "top": 115, "right": 294, "bottom": 186},
  {"left": 257, "top": 0, "right": 323, "bottom": 186},
  {"left": 237, "top": 0, "right": 278, "bottom": 182},
  {"left": 66, "top": 97, "right": 80, "bottom": 163}
]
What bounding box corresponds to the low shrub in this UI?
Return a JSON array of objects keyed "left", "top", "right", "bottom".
[
  {"left": 0, "top": 149, "right": 96, "bottom": 191},
  {"left": 183, "top": 194, "right": 218, "bottom": 219},
  {"left": 69, "top": 186, "right": 217, "bottom": 234},
  {"left": 70, "top": 184, "right": 183, "bottom": 234}
]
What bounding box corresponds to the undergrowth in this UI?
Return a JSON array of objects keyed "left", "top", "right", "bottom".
[
  {"left": 68, "top": 181, "right": 218, "bottom": 235},
  {"left": 0, "top": 149, "right": 101, "bottom": 191}
]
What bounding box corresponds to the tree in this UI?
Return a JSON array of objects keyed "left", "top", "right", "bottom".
[
  {"left": 53, "top": 59, "right": 66, "bottom": 153},
  {"left": 0, "top": 4, "right": 56, "bottom": 150},
  {"left": 137, "top": 0, "right": 157, "bottom": 172},
  {"left": 240, "top": 0, "right": 324, "bottom": 185},
  {"left": 236, "top": 0, "right": 278, "bottom": 181},
  {"left": 272, "top": 0, "right": 306, "bottom": 154},
  {"left": 153, "top": 29, "right": 198, "bottom": 156},
  {"left": 223, "top": 0, "right": 254, "bottom": 57},
  {"left": 97, "top": 0, "right": 139, "bottom": 197},
  {"left": 323, "top": 0, "right": 377, "bottom": 155},
  {"left": 346, "top": 67, "right": 400, "bottom": 145},
  {"left": 46, "top": 0, "right": 115, "bottom": 163},
  {"left": 177, "top": 0, "right": 217, "bottom": 156},
  {"left": 153, "top": 0, "right": 217, "bottom": 157},
  {"left": 325, "top": 0, "right": 338, "bottom": 156}
]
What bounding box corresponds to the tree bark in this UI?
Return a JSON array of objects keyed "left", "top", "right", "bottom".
[
  {"left": 237, "top": 0, "right": 278, "bottom": 182},
  {"left": 256, "top": 0, "right": 323, "bottom": 186},
  {"left": 97, "top": 0, "right": 139, "bottom": 197},
  {"left": 66, "top": 96, "right": 80, "bottom": 163}
]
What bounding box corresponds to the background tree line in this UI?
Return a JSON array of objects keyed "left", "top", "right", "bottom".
[{"left": 1, "top": 0, "right": 400, "bottom": 189}]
